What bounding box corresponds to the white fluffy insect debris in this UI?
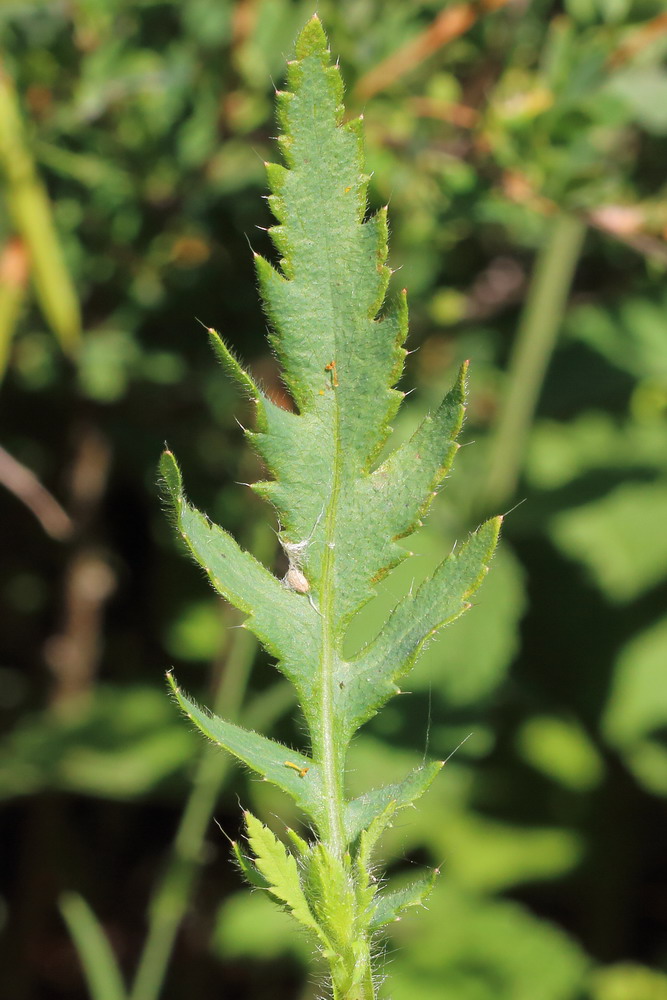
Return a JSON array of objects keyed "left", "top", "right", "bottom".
[
  {"left": 279, "top": 506, "right": 325, "bottom": 596},
  {"left": 280, "top": 535, "right": 312, "bottom": 593}
]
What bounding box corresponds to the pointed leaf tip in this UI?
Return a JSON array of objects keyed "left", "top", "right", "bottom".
[
  {"left": 295, "top": 15, "right": 328, "bottom": 60},
  {"left": 368, "top": 869, "right": 438, "bottom": 930},
  {"left": 159, "top": 450, "right": 183, "bottom": 501},
  {"left": 208, "top": 328, "right": 264, "bottom": 410},
  {"left": 170, "top": 680, "right": 326, "bottom": 828}
]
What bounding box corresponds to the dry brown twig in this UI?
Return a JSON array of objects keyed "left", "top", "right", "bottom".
[
  {"left": 0, "top": 443, "right": 73, "bottom": 540},
  {"left": 353, "top": 0, "right": 513, "bottom": 103},
  {"left": 44, "top": 425, "right": 115, "bottom": 707},
  {"left": 609, "top": 11, "right": 667, "bottom": 68}
]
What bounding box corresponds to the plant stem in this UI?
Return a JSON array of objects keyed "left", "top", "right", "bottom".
[
  {"left": 331, "top": 958, "right": 375, "bottom": 1000},
  {"left": 318, "top": 489, "right": 346, "bottom": 859},
  {"left": 359, "top": 953, "right": 376, "bottom": 1000},
  {"left": 481, "top": 212, "right": 585, "bottom": 510}
]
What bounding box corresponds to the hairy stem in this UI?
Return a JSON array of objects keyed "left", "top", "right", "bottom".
[
  {"left": 332, "top": 955, "right": 375, "bottom": 1000},
  {"left": 316, "top": 445, "right": 347, "bottom": 858},
  {"left": 482, "top": 212, "right": 585, "bottom": 509},
  {"left": 318, "top": 545, "right": 346, "bottom": 857}
]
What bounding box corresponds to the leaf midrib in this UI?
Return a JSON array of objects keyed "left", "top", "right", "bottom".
[{"left": 307, "top": 79, "right": 349, "bottom": 859}]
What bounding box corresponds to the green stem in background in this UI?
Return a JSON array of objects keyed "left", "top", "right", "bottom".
[
  {"left": 129, "top": 633, "right": 256, "bottom": 1000},
  {"left": 130, "top": 678, "right": 297, "bottom": 1000},
  {"left": 62, "top": 619, "right": 294, "bottom": 1000},
  {"left": 124, "top": 525, "right": 293, "bottom": 1000},
  {"left": 60, "top": 893, "right": 128, "bottom": 1000},
  {"left": 129, "top": 528, "right": 283, "bottom": 1000},
  {"left": 481, "top": 213, "right": 586, "bottom": 510}
]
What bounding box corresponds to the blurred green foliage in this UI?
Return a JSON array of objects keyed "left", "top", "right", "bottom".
[{"left": 0, "top": 1, "right": 666, "bottom": 998}]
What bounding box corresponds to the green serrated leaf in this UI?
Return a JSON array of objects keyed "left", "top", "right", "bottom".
[
  {"left": 164, "top": 16, "right": 502, "bottom": 995},
  {"left": 345, "top": 760, "right": 443, "bottom": 845},
  {"left": 244, "top": 811, "right": 329, "bottom": 946},
  {"left": 159, "top": 449, "right": 183, "bottom": 501},
  {"left": 357, "top": 801, "right": 397, "bottom": 871},
  {"left": 168, "top": 674, "right": 326, "bottom": 828},
  {"left": 368, "top": 869, "right": 439, "bottom": 931},
  {"left": 231, "top": 840, "right": 271, "bottom": 890},
  {"left": 336, "top": 359, "right": 468, "bottom": 623},
  {"left": 285, "top": 826, "right": 311, "bottom": 857},
  {"left": 355, "top": 801, "right": 399, "bottom": 916},
  {"left": 165, "top": 16, "right": 500, "bottom": 854},
  {"left": 207, "top": 328, "right": 265, "bottom": 410},
  {"left": 162, "top": 455, "right": 324, "bottom": 719},
  {"left": 339, "top": 517, "right": 502, "bottom": 737}
]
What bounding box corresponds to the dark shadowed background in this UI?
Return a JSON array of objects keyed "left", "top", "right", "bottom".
[{"left": 1, "top": 1, "right": 667, "bottom": 998}]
